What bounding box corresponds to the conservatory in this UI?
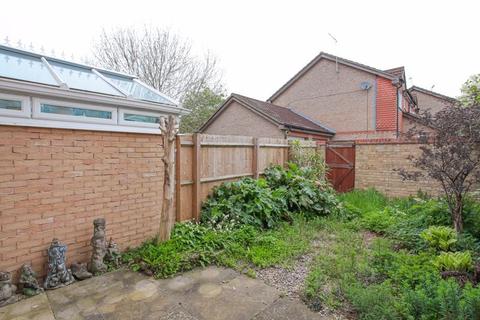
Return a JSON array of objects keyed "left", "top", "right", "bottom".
[{"left": 0, "top": 44, "right": 186, "bottom": 133}]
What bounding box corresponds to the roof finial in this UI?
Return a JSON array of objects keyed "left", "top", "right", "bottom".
[
  {"left": 17, "top": 40, "right": 23, "bottom": 49},
  {"left": 51, "top": 49, "right": 55, "bottom": 57},
  {"left": 40, "top": 45, "right": 45, "bottom": 53},
  {"left": 29, "top": 42, "right": 34, "bottom": 52},
  {"left": 61, "top": 51, "right": 65, "bottom": 59},
  {"left": 4, "top": 36, "right": 10, "bottom": 45}
]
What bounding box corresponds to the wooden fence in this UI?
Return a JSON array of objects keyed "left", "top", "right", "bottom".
[{"left": 175, "top": 134, "right": 304, "bottom": 221}]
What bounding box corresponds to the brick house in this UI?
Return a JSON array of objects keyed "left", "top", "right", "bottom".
[
  {"left": 0, "top": 44, "right": 186, "bottom": 278},
  {"left": 199, "top": 93, "right": 334, "bottom": 140},
  {"left": 200, "top": 52, "right": 456, "bottom": 141}
]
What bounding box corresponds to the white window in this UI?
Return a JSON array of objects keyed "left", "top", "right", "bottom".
[
  {"left": 32, "top": 98, "right": 117, "bottom": 125},
  {"left": 0, "top": 93, "right": 31, "bottom": 118},
  {"left": 118, "top": 108, "right": 162, "bottom": 128}
]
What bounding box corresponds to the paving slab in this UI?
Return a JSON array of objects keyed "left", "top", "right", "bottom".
[
  {"left": 0, "top": 293, "right": 55, "bottom": 320},
  {"left": 0, "top": 266, "right": 326, "bottom": 320}
]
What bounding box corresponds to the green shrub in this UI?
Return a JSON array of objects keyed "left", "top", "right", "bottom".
[
  {"left": 360, "top": 207, "right": 403, "bottom": 234},
  {"left": 338, "top": 188, "right": 388, "bottom": 213},
  {"left": 434, "top": 252, "right": 473, "bottom": 272},
  {"left": 420, "top": 226, "right": 457, "bottom": 252},
  {"left": 200, "top": 178, "right": 289, "bottom": 230},
  {"left": 289, "top": 140, "right": 328, "bottom": 183},
  {"left": 264, "top": 163, "right": 341, "bottom": 217}
]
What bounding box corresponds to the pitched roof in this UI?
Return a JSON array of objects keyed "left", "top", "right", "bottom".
[
  {"left": 268, "top": 52, "right": 397, "bottom": 102},
  {"left": 199, "top": 93, "right": 335, "bottom": 135},
  {"left": 384, "top": 66, "right": 405, "bottom": 79},
  {"left": 408, "top": 86, "right": 457, "bottom": 103}
]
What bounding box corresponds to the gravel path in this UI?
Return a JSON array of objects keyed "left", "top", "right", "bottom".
[{"left": 256, "top": 239, "right": 323, "bottom": 299}]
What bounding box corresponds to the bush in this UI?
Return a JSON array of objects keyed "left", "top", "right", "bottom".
[
  {"left": 421, "top": 226, "right": 457, "bottom": 252},
  {"left": 264, "top": 163, "right": 341, "bottom": 217},
  {"left": 201, "top": 178, "right": 289, "bottom": 230},
  {"left": 202, "top": 164, "right": 340, "bottom": 230},
  {"left": 434, "top": 252, "right": 473, "bottom": 272}
]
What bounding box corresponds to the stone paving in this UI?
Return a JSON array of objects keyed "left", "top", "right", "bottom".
[{"left": 0, "top": 267, "right": 327, "bottom": 320}]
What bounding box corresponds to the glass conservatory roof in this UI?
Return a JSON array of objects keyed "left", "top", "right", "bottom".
[{"left": 0, "top": 45, "right": 177, "bottom": 107}]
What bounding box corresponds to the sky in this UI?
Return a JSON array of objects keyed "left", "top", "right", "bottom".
[{"left": 2, "top": 0, "right": 479, "bottom": 100}]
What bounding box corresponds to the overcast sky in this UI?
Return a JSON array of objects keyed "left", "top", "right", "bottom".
[{"left": 2, "top": 0, "right": 478, "bottom": 100}]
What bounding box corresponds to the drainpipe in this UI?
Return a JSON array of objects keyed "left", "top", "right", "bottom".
[{"left": 392, "top": 78, "right": 404, "bottom": 139}]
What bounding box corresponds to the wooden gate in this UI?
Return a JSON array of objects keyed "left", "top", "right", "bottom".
[{"left": 325, "top": 142, "right": 355, "bottom": 192}]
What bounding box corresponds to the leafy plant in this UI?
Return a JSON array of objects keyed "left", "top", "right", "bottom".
[
  {"left": 200, "top": 178, "right": 289, "bottom": 230},
  {"left": 421, "top": 226, "right": 457, "bottom": 251},
  {"left": 434, "top": 252, "right": 473, "bottom": 272},
  {"left": 264, "top": 163, "right": 341, "bottom": 217},
  {"left": 289, "top": 140, "right": 328, "bottom": 183}
]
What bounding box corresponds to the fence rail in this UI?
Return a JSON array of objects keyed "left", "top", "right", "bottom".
[{"left": 175, "top": 134, "right": 303, "bottom": 221}]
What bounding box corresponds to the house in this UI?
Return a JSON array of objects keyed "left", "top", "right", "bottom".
[
  {"left": 199, "top": 93, "right": 335, "bottom": 140},
  {"left": 200, "top": 52, "right": 456, "bottom": 141}
]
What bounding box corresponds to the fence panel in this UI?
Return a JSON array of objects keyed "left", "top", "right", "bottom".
[{"left": 176, "top": 134, "right": 290, "bottom": 221}]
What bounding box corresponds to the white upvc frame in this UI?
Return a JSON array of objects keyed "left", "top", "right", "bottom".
[
  {"left": 0, "top": 92, "right": 31, "bottom": 118},
  {"left": 32, "top": 98, "right": 117, "bottom": 125},
  {"left": 118, "top": 108, "right": 163, "bottom": 128}
]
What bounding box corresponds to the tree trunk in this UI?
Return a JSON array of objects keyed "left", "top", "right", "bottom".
[
  {"left": 158, "top": 115, "right": 178, "bottom": 243},
  {"left": 452, "top": 195, "right": 464, "bottom": 233}
]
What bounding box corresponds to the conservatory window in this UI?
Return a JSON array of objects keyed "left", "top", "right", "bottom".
[
  {"left": 33, "top": 98, "right": 117, "bottom": 124},
  {"left": 0, "top": 93, "right": 31, "bottom": 118},
  {"left": 119, "top": 109, "right": 162, "bottom": 128}
]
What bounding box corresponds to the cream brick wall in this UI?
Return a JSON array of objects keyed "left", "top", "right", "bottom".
[
  {"left": 0, "top": 125, "right": 164, "bottom": 278},
  {"left": 355, "top": 143, "right": 440, "bottom": 197}
]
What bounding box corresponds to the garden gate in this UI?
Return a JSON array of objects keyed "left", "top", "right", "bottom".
[{"left": 325, "top": 142, "right": 356, "bottom": 192}]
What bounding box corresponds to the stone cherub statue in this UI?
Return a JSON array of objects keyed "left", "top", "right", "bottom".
[
  {"left": 105, "top": 238, "right": 121, "bottom": 268},
  {"left": 89, "top": 218, "right": 107, "bottom": 275},
  {"left": 19, "top": 264, "right": 43, "bottom": 296},
  {"left": 0, "top": 271, "right": 17, "bottom": 307},
  {"left": 44, "top": 238, "right": 75, "bottom": 290}
]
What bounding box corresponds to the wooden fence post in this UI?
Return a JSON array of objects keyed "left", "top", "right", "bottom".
[
  {"left": 175, "top": 135, "right": 181, "bottom": 222},
  {"left": 192, "top": 134, "right": 201, "bottom": 221},
  {"left": 252, "top": 138, "right": 260, "bottom": 178}
]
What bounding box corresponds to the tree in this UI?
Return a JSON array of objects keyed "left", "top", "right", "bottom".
[
  {"left": 460, "top": 74, "right": 480, "bottom": 106},
  {"left": 158, "top": 115, "right": 178, "bottom": 242},
  {"left": 179, "top": 88, "right": 225, "bottom": 133},
  {"left": 398, "top": 77, "right": 480, "bottom": 233},
  {"left": 92, "top": 26, "right": 223, "bottom": 102}
]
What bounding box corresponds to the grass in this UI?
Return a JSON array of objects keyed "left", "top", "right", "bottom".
[
  {"left": 122, "top": 215, "right": 323, "bottom": 278},
  {"left": 304, "top": 189, "right": 480, "bottom": 319}
]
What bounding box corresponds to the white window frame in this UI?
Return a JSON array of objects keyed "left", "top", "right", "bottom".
[
  {"left": 118, "top": 108, "right": 163, "bottom": 128},
  {"left": 32, "top": 98, "right": 117, "bottom": 125},
  {"left": 0, "top": 92, "right": 31, "bottom": 118}
]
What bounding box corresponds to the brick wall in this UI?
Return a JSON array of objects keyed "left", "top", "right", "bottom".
[
  {"left": 0, "top": 125, "right": 164, "bottom": 279},
  {"left": 355, "top": 142, "right": 440, "bottom": 197},
  {"left": 376, "top": 77, "right": 398, "bottom": 130}
]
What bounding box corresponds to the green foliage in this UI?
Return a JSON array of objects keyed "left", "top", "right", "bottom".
[
  {"left": 123, "top": 217, "right": 320, "bottom": 278},
  {"left": 460, "top": 74, "right": 480, "bottom": 106},
  {"left": 434, "top": 251, "right": 473, "bottom": 272},
  {"left": 200, "top": 178, "right": 289, "bottom": 230},
  {"left": 360, "top": 207, "right": 401, "bottom": 234},
  {"left": 201, "top": 164, "right": 340, "bottom": 230},
  {"left": 179, "top": 88, "right": 225, "bottom": 133},
  {"left": 264, "top": 163, "right": 341, "bottom": 217},
  {"left": 289, "top": 140, "right": 328, "bottom": 183},
  {"left": 306, "top": 189, "right": 480, "bottom": 319},
  {"left": 338, "top": 188, "right": 388, "bottom": 213},
  {"left": 421, "top": 226, "right": 457, "bottom": 251}
]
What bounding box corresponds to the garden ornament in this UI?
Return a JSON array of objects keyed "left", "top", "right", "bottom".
[{"left": 44, "top": 238, "right": 75, "bottom": 289}]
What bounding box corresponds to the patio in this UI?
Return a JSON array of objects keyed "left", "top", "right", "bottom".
[{"left": 0, "top": 266, "right": 326, "bottom": 320}]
